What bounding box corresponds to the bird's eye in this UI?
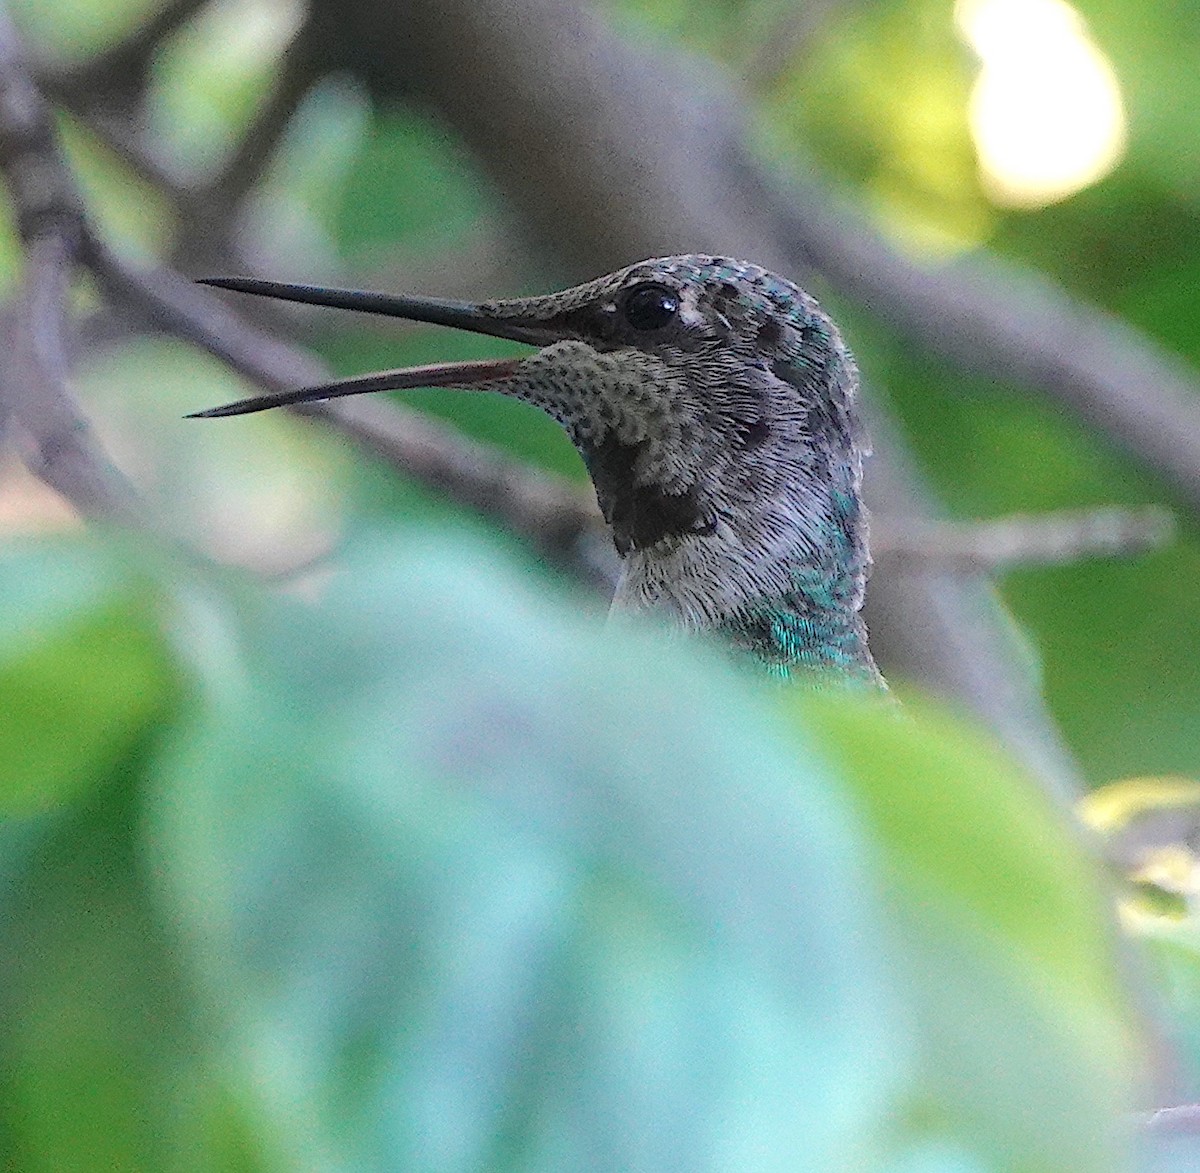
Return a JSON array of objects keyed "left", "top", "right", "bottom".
[{"left": 622, "top": 282, "right": 680, "bottom": 331}]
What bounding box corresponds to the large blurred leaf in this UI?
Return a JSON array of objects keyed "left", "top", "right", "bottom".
[
  {"left": 0, "top": 535, "right": 272, "bottom": 1173},
  {"left": 800, "top": 692, "right": 1137, "bottom": 1172},
  {"left": 146, "top": 530, "right": 906, "bottom": 1171},
  {"left": 1140, "top": 1131, "right": 1200, "bottom": 1173}
]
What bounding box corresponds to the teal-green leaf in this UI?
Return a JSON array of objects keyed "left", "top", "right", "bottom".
[{"left": 146, "top": 528, "right": 906, "bottom": 1173}]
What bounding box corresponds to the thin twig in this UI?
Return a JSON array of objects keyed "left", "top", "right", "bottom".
[
  {"left": 873, "top": 506, "right": 1176, "bottom": 572},
  {"left": 83, "top": 231, "right": 324, "bottom": 390},
  {"left": 45, "top": 6, "right": 313, "bottom": 273},
  {"left": 44, "top": 93, "right": 195, "bottom": 208}
]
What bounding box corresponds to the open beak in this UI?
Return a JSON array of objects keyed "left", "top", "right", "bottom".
[{"left": 187, "top": 276, "right": 552, "bottom": 419}]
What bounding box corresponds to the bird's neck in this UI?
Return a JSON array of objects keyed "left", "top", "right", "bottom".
[
  {"left": 611, "top": 489, "right": 880, "bottom": 686},
  {"left": 577, "top": 333, "right": 880, "bottom": 685},
  {"left": 715, "top": 572, "right": 879, "bottom": 686}
]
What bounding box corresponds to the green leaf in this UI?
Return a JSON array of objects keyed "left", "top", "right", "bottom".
[
  {"left": 0, "top": 768, "right": 273, "bottom": 1173},
  {"left": 0, "top": 536, "right": 174, "bottom": 813},
  {"left": 147, "top": 528, "right": 906, "bottom": 1172},
  {"left": 799, "top": 692, "right": 1136, "bottom": 1173},
  {"left": 335, "top": 109, "right": 494, "bottom": 262}
]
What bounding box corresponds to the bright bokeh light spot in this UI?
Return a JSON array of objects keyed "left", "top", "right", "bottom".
[{"left": 956, "top": 0, "right": 1127, "bottom": 207}]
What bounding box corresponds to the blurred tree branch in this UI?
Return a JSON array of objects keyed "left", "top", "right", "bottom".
[
  {"left": 873, "top": 505, "right": 1175, "bottom": 573},
  {"left": 738, "top": 0, "right": 852, "bottom": 91},
  {"left": 0, "top": 6, "right": 139, "bottom": 523}
]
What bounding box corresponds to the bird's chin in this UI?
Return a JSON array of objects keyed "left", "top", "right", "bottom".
[{"left": 609, "top": 530, "right": 778, "bottom": 631}]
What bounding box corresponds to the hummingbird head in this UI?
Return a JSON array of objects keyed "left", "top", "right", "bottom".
[{"left": 194, "top": 256, "right": 872, "bottom": 653}]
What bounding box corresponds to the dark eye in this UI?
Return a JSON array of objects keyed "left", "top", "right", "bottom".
[{"left": 622, "top": 282, "right": 679, "bottom": 331}]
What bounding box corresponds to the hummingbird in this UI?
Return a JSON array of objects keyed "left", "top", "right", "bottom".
[{"left": 191, "top": 255, "right": 880, "bottom": 685}]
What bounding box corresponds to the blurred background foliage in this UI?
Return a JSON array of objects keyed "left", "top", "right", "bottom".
[{"left": 4, "top": 0, "right": 1200, "bottom": 1168}]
